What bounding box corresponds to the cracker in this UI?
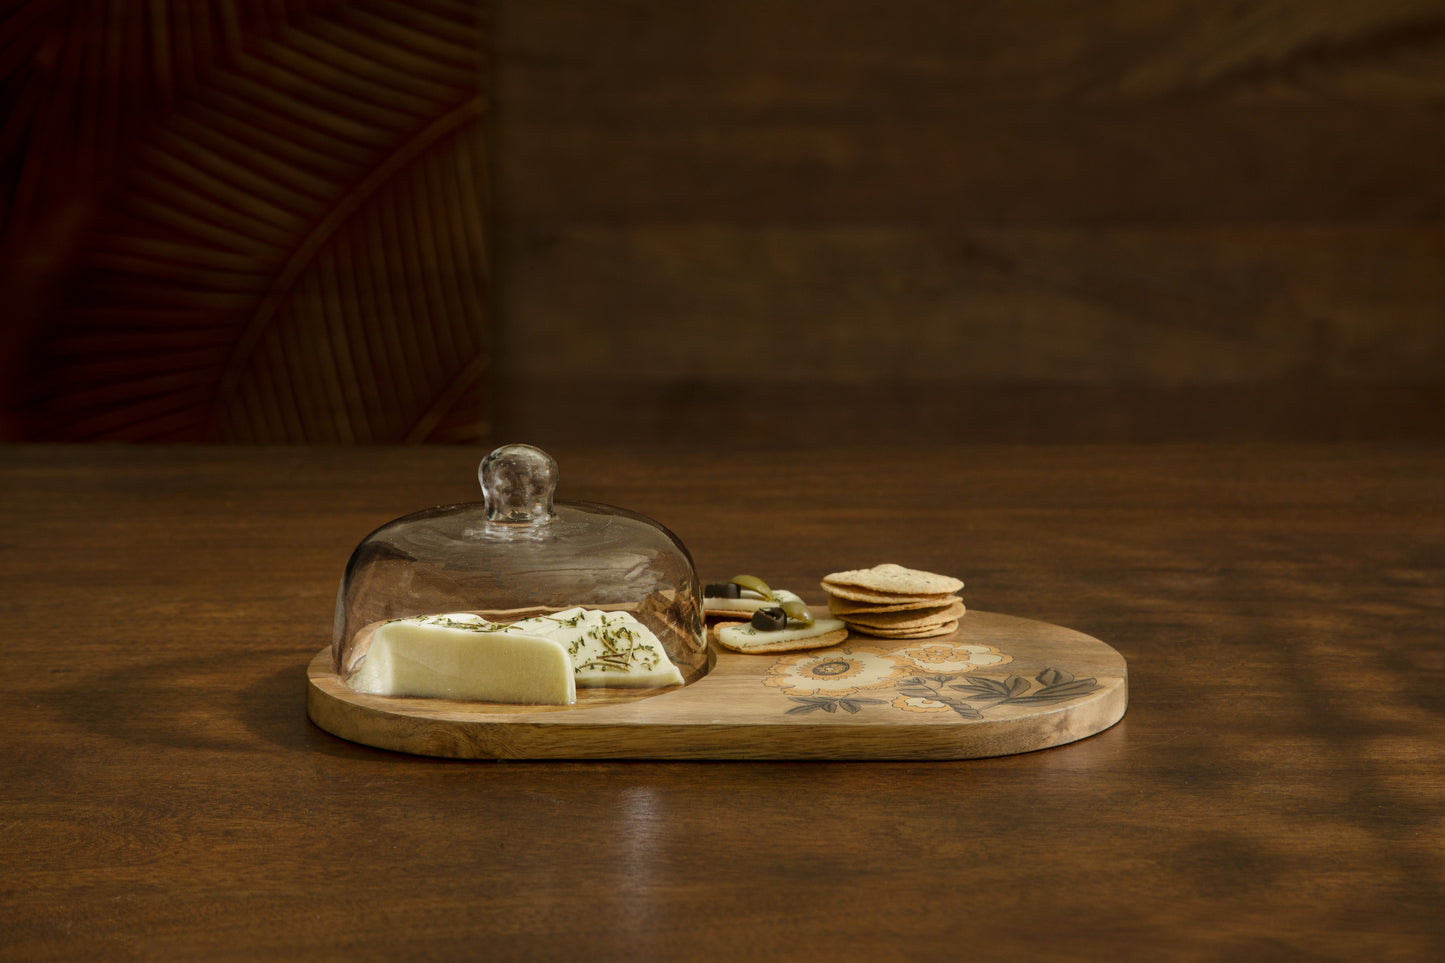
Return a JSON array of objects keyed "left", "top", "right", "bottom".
[
  {"left": 847, "top": 619, "right": 959, "bottom": 640},
  {"left": 822, "top": 582, "right": 956, "bottom": 606},
  {"left": 822, "top": 563, "right": 963, "bottom": 597},
  {"left": 715, "top": 619, "right": 849, "bottom": 654},
  {"left": 841, "top": 599, "right": 966, "bottom": 630},
  {"left": 717, "top": 627, "right": 850, "bottom": 653},
  {"left": 842, "top": 613, "right": 954, "bottom": 632},
  {"left": 827, "top": 595, "right": 951, "bottom": 616}
]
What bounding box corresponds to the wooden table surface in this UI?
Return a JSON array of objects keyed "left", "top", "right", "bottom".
[{"left": 3, "top": 443, "right": 1442, "bottom": 960}]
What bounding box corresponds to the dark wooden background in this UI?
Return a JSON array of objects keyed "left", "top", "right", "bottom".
[{"left": 4, "top": 0, "right": 1444, "bottom": 444}]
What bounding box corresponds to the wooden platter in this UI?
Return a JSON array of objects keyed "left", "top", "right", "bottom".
[{"left": 306, "top": 609, "right": 1127, "bottom": 760}]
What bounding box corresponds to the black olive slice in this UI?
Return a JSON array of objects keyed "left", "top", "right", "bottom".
[
  {"left": 704, "top": 582, "right": 742, "bottom": 598},
  {"left": 750, "top": 606, "right": 787, "bottom": 631}
]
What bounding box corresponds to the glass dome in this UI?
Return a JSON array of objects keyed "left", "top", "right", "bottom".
[{"left": 332, "top": 444, "right": 708, "bottom": 697}]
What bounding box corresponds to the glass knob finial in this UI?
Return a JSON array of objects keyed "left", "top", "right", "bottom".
[{"left": 480, "top": 444, "right": 558, "bottom": 524}]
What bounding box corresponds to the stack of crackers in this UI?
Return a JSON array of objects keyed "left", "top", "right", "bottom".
[{"left": 822, "top": 563, "right": 965, "bottom": 639}]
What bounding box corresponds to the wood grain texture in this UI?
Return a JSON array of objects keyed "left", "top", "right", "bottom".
[
  {"left": 2, "top": 443, "right": 1442, "bottom": 958},
  {"left": 491, "top": 0, "right": 1445, "bottom": 445},
  {"left": 1, "top": 0, "right": 492, "bottom": 442}
]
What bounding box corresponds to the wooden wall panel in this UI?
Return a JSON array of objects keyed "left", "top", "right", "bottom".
[
  {"left": 1, "top": 0, "right": 491, "bottom": 442},
  {"left": 6, "top": 0, "right": 1442, "bottom": 445},
  {"left": 496, "top": 225, "right": 1445, "bottom": 384},
  {"left": 490, "top": 0, "right": 1445, "bottom": 445}
]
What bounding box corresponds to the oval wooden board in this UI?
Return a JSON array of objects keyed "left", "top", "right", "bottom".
[{"left": 306, "top": 610, "right": 1127, "bottom": 760}]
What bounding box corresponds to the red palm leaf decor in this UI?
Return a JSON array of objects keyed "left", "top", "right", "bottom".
[{"left": 2, "top": 0, "right": 491, "bottom": 442}]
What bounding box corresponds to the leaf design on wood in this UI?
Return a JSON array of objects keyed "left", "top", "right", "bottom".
[
  {"left": 785, "top": 695, "right": 887, "bottom": 715},
  {"left": 949, "top": 668, "right": 1102, "bottom": 706},
  {"left": 6, "top": 0, "right": 491, "bottom": 442}
]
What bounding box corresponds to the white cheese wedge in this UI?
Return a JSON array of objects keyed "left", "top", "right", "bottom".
[
  {"left": 347, "top": 613, "right": 577, "bottom": 705},
  {"left": 503, "top": 607, "right": 685, "bottom": 689},
  {"left": 346, "top": 608, "right": 684, "bottom": 703},
  {"left": 704, "top": 587, "right": 805, "bottom": 616}
]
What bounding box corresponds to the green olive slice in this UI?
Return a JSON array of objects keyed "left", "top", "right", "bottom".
[
  {"left": 780, "top": 598, "right": 814, "bottom": 627},
  {"left": 729, "top": 574, "right": 774, "bottom": 600}
]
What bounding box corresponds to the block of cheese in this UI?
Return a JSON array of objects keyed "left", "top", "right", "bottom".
[
  {"left": 345, "top": 608, "right": 684, "bottom": 703},
  {"left": 504, "top": 607, "right": 685, "bottom": 689},
  {"left": 347, "top": 613, "right": 577, "bottom": 705}
]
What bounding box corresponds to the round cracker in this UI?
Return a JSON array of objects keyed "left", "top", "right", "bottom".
[
  {"left": 842, "top": 600, "right": 966, "bottom": 630},
  {"left": 822, "top": 582, "right": 956, "bottom": 606},
  {"left": 716, "top": 626, "right": 850, "bottom": 653},
  {"left": 847, "top": 619, "right": 959, "bottom": 639},
  {"left": 822, "top": 563, "right": 963, "bottom": 597},
  {"left": 715, "top": 616, "right": 845, "bottom": 646},
  {"left": 827, "top": 594, "right": 958, "bottom": 616},
  {"left": 714, "top": 617, "right": 846, "bottom": 643},
  {"left": 843, "top": 612, "right": 955, "bottom": 632}
]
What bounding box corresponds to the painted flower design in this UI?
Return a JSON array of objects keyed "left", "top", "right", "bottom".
[
  {"left": 895, "top": 642, "right": 1011, "bottom": 674},
  {"left": 759, "top": 618, "right": 1103, "bottom": 722},
  {"left": 764, "top": 647, "right": 907, "bottom": 696},
  {"left": 891, "top": 693, "right": 954, "bottom": 713}
]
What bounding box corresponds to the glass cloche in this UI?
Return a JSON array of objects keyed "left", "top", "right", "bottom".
[{"left": 332, "top": 444, "right": 708, "bottom": 699}]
